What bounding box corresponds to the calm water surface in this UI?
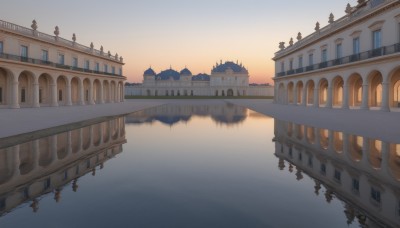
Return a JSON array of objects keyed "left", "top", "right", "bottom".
[{"left": 0, "top": 103, "right": 398, "bottom": 228}]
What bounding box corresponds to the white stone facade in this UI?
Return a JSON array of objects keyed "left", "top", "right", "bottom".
[
  {"left": 0, "top": 19, "right": 126, "bottom": 109},
  {"left": 273, "top": 0, "right": 400, "bottom": 112}
]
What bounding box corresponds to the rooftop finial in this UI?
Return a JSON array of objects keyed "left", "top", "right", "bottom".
[
  {"left": 100, "top": 46, "right": 104, "bottom": 54},
  {"left": 31, "top": 19, "right": 38, "bottom": 31},
  {"left": 279, "top": 42, "right": 285, "bottom": 50},
  {"left": 90, "top": 42, "right": 94, "bottom": 50},
  {"left": 345, "top": 3, "right": 352, "bottom": 14},
  {"left": 329, "top": 13, "right": 334, "bottom": 24},
  {"left": 54, "top": 26, "right": 59, "bottom": 37},
  {"left": 289, "top": 38, "right": 294, "bottom": 46},
  {"left": 315, "top": 22, "right": 320, "bottom": 32},
  {"left": 297, "top": 32, "right": 302, "bottom": 41},
  {"left": 72, "top": 33, "right": 76, "bottom": 42}
]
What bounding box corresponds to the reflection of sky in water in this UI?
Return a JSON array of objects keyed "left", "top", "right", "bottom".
[{"left": 0, "top": 104, "right": 397, "bottom": 227}]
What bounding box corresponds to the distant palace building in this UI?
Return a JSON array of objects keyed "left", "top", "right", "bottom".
[
  {"left": 0, "top": 19, "right": 126, "bottom": 109},
  {"left": 125, "top": 61, "right": 273, "bottom": 97},
  {"left": 273, "top": 0, "right": 400, "bottom": 111}
]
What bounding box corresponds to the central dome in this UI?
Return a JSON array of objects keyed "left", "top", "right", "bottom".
[
  {"left": 157, "top": 69, "right": 180, "bottom": 80},
  {"left": 212, "top": 61, "right": 248, "bottom": 74},
  {"left": 180, "top": 68, "right": 192, "bottom": 76},
  {"left": 144, "top": 68, "right": 156, "bottom": 76}
]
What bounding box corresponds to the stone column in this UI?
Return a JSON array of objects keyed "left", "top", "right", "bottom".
[
  {"left": 66, "top": 79, "right": 72, "bottom": 106},
  {"left": 361, "top": 137, "right": 370, "bottom": 167},
  {"left": 11, "top": 76, "right": 20, "bottom": 109},
  {"left": 12, "top": 145, "right": 20, "bottom": 177},
  {"left": 51, "top": 83, "right": 58, "bottom": 107},
  {"left": 33, "top": 77, "right": 40, "bottom": 108},
  {"left": 314, "top": 128, "right": 321, "bottom": 150},
  {"left": 326, "top": 85, "right": 333, "bottom": 108},
  {"left": 361, "top": 84, "right": 369, "bottom": 110},
  {"left": 79, "top": 79, "right": 85, "bottom": 105},
  {"left": 122, "top": 84, "right": 125, "bottom": 102},
  {"left": 342, "top": 85, "right": 349, "bottom": 109},
  {"left": 381, "top": 141, "right": 391, "bottom": 175},
  {"left": 109, "top": 84, "right": 114, "bottom": 103},
  {"left": 313, "top": 88, "right": 319, "bottom": 108},
  {"left": 381, "top": 82, "right": 390, "bottom": 112},
  {"left": 115, "top": 84, "right": 119, "bottom": 103},
  {"left": 99, "top": 82, "right": 104, "bottom": 104},
  {"left": 89, "top": 81, "right": 95, "bottom": 105},
  {"left": 67, "top": 131, "right": 72, "bottom": 157}
]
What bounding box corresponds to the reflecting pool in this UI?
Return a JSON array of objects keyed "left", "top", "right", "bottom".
[{"left": 0, "top": 103, "right": 399, "bottom": 227}]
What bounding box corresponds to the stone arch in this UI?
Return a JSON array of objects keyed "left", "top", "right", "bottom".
[
  {"left": 389, "top": 144, "right": 400, "bottom": 180},
  {"left": 146, "top": 89, "right": 151, "bottom": 96},
  {"left": 93, "top": 79, "right": 101, "bottom": 104},
  {"left": 82, "top": 126, "right": 91, "bottom": 150},
  {"left": 18, "top": 71, "right": 35, "bottom": 107},
  {"left": 318, "top": 78, "right": 329, "bottom": 107},
  {"left": 92, "top": 123, "right": 101, "bottom": 147},
  {"left": 222, "top": 90, "right": 225, "bottom": 96},
  {"left": 368, "top": 70, "right": 383, "bottom": 108},
  {"left": 71, "top": 129, "right": 81, "bottom": 154},
  {"left": 305, "top": 80, "right": 315, "bottom": 106},
  {"left": 57, "top": 75, "right": 68, "bottom": 106},
  {"left": 155, "top": 90, "right": 158, "bottom": 96},
  {"left": 389, "top": 67, "right": 400, "bottom": 108},
  {"left": 369, "top": 139, "right": 382, "bottom": 169},
  {"left": 71, "top": 77, "right": 80, "bottom": 105},
  {"left": 57, "top": 132, "right": 68, "bottom": 160},
  {"left": 110, "top": 81, "right": 116, "bottom": 102},
  {"left": 103, "top": 80, "right": 110, "bottom": 103},
  {"left": 347, "top": 73, "right": 363, "bottom": 108},
  {"left": 296, "top": 81, "right": 304, "bottom": 105},
  {"left": 83, "top": 78, "right": 91, "bottom": 104},
  {"left": 0, "top": 67, "right": 14, "bottom": 107},
  {"left": 171, "top": 90, "right": 175, "bottom": 96},
  {"left": 38, "top": 73, "right": 55, "bottom": 107},
  {"left": 227, "top": 89, "right": 234, "bottom": 97},
  {"left": 102, "top": 121, "right": 110, "bottom": 143},
  {"left": 348, "top": 135, "right": 363, "bottom": 162},
  {"left": 332, "top": 76, "right": 344, "bottom": 107},
  {"left": 287, "top": 82, "right": 294, "bottom": 104},
  {"left": 166, "top": 90, "right": 169, "bottom": 96},
  {"left": 278, "top": 83, "right": 285, "bottom": 104}
]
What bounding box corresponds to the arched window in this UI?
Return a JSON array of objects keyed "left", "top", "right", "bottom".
[{"left": 58, "top": 90, "right": 63, "bottom": 101}]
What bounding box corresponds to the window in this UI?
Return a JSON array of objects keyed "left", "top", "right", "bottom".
[
  {"left": 44, "top": 178, "right": 51, "bottom": 190},
  {"left": 58, "top": 54, "right": 65, "bottom": 65},
  {"left": 321, "top": 49, "right": 328, "bottom": 62},
  {"left": 0, "top": 41, "right": 3, "bottom": 54},
  {"left": 119, "top": 68, "right": 122, "bottom": 76},
  {"left": 308, "top": 155, "right": 313, "bottom": 167},
  {"left": 352, "top": 178, "right": 359, "bottom": 192},
  {"left": 298, "top": 152, "right": 302, "bottom": 161},
  {"left": 85, "top": 60, "right": 90, "bottom": 70},
  {"left": 63, "top": 170, "right": 68, "bottom": 180},
  {"left": 280, "top": 62, "right": 284, "bottom": 72},
  {"left": 372, "top": 30, "right": 382, "bottom": 49},
  {"left": 298, "top": 56, "right": 303, "bottom": 68},
  {"left": 112, "top": 66, "right": 115, "bottom": 74},
  {"left": 21, "top": 88, "right": 26, "bottom": 103},
  {"left": 308, "top": 54, "right": 314, "bottom": 66},
  {"left": 58, "top": 90, "right": 62, "bottom": 101},
  {"left": 95, "top": 62, "right": 100, "bottom": 72},
  {"left": 371, "top": 187, "right": 381, "bottom": 203},
  {"left": 104, "top": 64, "right": 108, "bottom": 73},
  {"left": 72, "top": 57, "right": 78, "bottom": 68},
  {"left": 21, "top": 45, "right": 28, "bottom": 59},
  {"left": 42, "top": 50, "right": 48, "bottom": 62},
  {"left": 353, "top": 38, "right": 360, "bottom": 54},
  {"left": 334, "top": 170, "right": 341, "bottom": 182},
  {"left": 336, "top": 43, "right": 342, "bottom": 59},
  {"left": 320, "top": 164, "right": 326, "bottom": 175},
  {"left": 85, "top": 90, "right": 89, "bottom": 101},
  {"left": 289, "top": 60, "right": 293, "bottom": 70}
]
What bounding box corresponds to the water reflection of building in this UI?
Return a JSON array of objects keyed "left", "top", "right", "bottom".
[
  {"left": 0, "top": 117, "right": 126, "bottom": 215},
  {"left": 274, "top": 119, "right": 400, "bottom": 228},
  {"left": 125, "top": 104, "right": 248, "bottom": 126}
]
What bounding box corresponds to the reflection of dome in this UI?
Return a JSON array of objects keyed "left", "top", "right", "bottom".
[
  {"left": 192, "top": 73, "right": 210, "bottom": 81},
  {"left": 144, "top": 68, "right": 156, "bottom": 76},
  {"left": 212, "top": 61, "right": 248, "bottom": 74},
  {"left": 180, "top": 68, "right": 192, "bottom": 76},
  {"left": 157, "top": 69, "right": 180, "bottom": 80}
]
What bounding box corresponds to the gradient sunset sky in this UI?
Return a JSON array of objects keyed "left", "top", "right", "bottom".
[{"left": 1, "top": 0, "right": 354, "bottom": 84}]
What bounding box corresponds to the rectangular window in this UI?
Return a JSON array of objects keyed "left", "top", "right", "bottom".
[
  {"left": 21, "top": 88, "right": 26, "bottom": 103},
  {"left": 352, "top": 178, "right": 359, "bottom": 192},
  {"left": 20, "top": 45, "right": 28, "bottom": 58},
  {"left": 353, "top": 38, "right": 360, "bottom": 54},
  {"left": 371, "top": 187, "right": 381, "bottom": 203},
  {"left": 95, "top": 62, "right": 100, "bottom": 72},
  {"left": 104, "top": 64, "right": 108, "bottom": 73},
  {"left": 72, "top": 57, "right": 78, "bottom": 68},
  {"left": 289, "top": 60, "right": 293, "bottom": 70},
  {"left": 58, "top": 54, "right": 65, "bottom": 65},
  {"left": 298, "top": 152, "right": 302, "bottom": 161},
  {"left": 85, "top": 60, "right": 90, "bottom": 70},
  {"left": 320, "top": 164, "right": 326, "bottom": 175},
  {"left": 0, "top": 41, "right": 3, "bottom": 54},
  {"left": 336, "top": 43, "right": 342, "bottom": 59},
  {"left": 112, "top": 66, "right": 116, "bottom": 74},
  {"left": 298, "top": 56, "right": 303, "bottom": 68},
  {"left": 44, "top": 178, "right": 51, "bottom": 190},
  {"left": 119, "top": 68, "right": 122, "bottom": 76},
  {"left": 42, "top": 50, "right": 48, "bottom": 62},
  {"left": 280, "top": 62, "right": 284, "bottom": 72},
  {"left": 308, "top": 155, "right": 313, "bottom": 168},
  {"left": 334, "top": 170, "right": 341, "bottom": 182},
  {"left": 372, "top": 30, "right": 382, "bottom": 49},
  {"left": 308, "top": 54, "right": 314, "bottom": 66},
  {"left": 321, "top": 49, "right": 328, "bottom": 62}
]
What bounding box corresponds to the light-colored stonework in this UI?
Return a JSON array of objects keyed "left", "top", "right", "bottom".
[
  {"left": 0, "top": 19, "right": 126, "bottom": 109},
  {"left": 273, "top": 0, "right": 400, "bottom": 112},
  {"left": 126, "top": 61, "right": 273, "bottom": 97}
]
